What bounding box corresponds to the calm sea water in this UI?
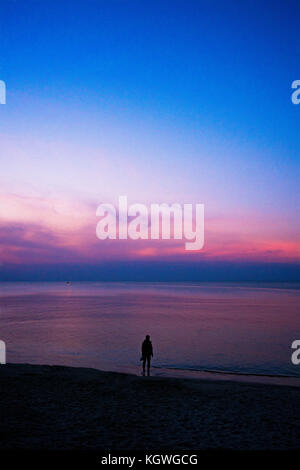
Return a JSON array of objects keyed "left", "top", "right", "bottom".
[{"left": 1, "top": 282, "right": 299, "bottom": 377}]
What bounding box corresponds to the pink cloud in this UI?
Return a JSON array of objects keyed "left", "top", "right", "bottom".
[{"left": 0, "top": 191, "right": 299, "bottom": 266}]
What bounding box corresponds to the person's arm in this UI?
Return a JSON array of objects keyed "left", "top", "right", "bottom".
[{"left": 151, "top": 343, "right": 153, "bottom": 357}]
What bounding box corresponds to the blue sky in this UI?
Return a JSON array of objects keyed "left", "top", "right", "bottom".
[{"left": 0, "top": 0, "right": 299, "bottom": 280}]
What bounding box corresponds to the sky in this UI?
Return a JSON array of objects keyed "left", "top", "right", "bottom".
[{"left": 0, "top": 0, "right": 299, "bottom": 281}]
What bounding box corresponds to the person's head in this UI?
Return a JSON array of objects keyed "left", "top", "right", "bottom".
[{"left": 146, "top": 335, "right": 150, "bottom": 341}]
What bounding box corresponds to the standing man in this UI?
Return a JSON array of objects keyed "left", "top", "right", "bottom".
[{"left": 141, "top": 335, "right": 153, "bottom": 376}]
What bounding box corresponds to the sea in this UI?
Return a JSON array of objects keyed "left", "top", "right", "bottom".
[{"left": 1, "top": 282, "right": 299, "bottom": 378}]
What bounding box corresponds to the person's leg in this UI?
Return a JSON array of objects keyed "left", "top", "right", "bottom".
[
  {"left": 147, "top": 356, "right": 151, "bottom": 376},
  {"left": 142, "top": 357, "right": 146, "bottom": 375}
]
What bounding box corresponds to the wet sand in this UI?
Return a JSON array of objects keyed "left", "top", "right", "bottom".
[{"left": 1, "top": 363, "right": 300, "bottom": 451}]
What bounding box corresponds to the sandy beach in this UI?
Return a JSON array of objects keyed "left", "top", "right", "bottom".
[{"left": 1, "top": 363, "right": 300, "bottom": 451}]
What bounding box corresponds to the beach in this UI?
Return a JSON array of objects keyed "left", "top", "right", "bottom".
[{"left": 1, "top": 363, "right": 300, "bottom": 451}]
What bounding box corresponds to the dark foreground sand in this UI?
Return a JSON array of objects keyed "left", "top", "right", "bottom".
[{"left": 1, "top": 363, "right": 300, "bottom": 451}]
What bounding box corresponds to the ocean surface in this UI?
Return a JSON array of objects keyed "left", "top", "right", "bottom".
[{"left": 1, "top": 282, "right": 299, "bottom": 377}]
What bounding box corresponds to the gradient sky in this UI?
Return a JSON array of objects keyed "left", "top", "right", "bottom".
[{"left": 0, "top": 0, "right": 299, "bottom": 280}]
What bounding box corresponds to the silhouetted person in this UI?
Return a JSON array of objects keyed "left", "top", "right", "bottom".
[{"left": 141, "top": 335, "right": 153, "bottom": 376}]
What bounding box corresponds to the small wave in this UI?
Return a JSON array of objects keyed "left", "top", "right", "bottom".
[{"left": 152, "top": 365, "right": 299, "bottom": 379}]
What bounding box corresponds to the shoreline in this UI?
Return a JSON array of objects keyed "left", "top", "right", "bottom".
[
  {"left": 63, "top": 362, "right": 300, "bottom": 388},
  {"left": 1, "top": 363, "right": 300, "bottom": 450},
  {"left": 150, "top": 365, "right": 300, "bottom": 387},
  {"left": 4, "top": 361, "right": 300, "bottom": 387}
]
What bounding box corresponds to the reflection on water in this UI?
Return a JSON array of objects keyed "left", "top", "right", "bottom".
[{"left": 1, "top": 282, "right": 299, "bottom": 377}]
